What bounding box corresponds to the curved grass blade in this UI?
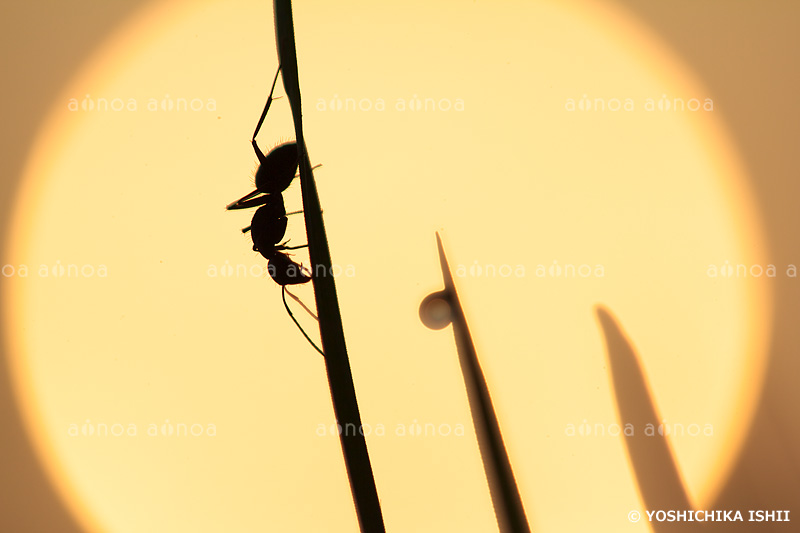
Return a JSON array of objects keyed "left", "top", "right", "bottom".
[
  {"left": 272, "top": 1, "right": 385, "bottom": 531},
  {"left": 421, "top": 233, "right": 531, "bottom": 533},
  {"left": 595, "top": 305, "right": 693, "bottom": 532}
]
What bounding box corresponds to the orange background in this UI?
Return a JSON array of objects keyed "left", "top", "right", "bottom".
[{"left": 1, "top": 1, "right": 799, "bottom": 532}]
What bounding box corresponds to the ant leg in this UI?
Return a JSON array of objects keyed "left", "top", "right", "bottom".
[
  {"left": 287, "top": 164, "right": 323, "bottom": 181},
  {"left": 282, "top": 287, "right": 324, "bottom": 356},
  {"left": 285, "top": 287, "right": 319, "bottom": 321},
  {"left": 252, "top": 64, "right": 282, "bottom": 164},
  {"left": 296, "top": 164, "right": 322, "bottom": 175},
  {"left": 280, "top": 242, "right": 309, "bottom": 251}
]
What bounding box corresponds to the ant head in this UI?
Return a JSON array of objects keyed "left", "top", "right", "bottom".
[{"left": 255, "top": 141, "right": 299, "bottom": 195}]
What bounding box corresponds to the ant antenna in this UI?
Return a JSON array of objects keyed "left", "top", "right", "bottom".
[{"left": 282, "top": 286, "right": 324, "bottom": 356}]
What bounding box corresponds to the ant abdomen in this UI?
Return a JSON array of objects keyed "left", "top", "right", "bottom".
[
  {"left": 268, "top": 252, "right": 312, "bottom": 286},
  {"left": 255, "top": 141, "right": 298, "bottom": 195}
]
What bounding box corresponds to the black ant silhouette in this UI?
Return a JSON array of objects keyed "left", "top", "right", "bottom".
[
  {"left": 227, "top": 66, "right": 309, "bottom": 283},
  {"left": 227, "top": 65, "right": 322, "bottom": 356}
]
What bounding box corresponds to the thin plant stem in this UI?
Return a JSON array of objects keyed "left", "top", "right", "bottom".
[
  {"left": 426, "top": 233, "right": 531, "bottom": 533},
  {"left": 272, "top": 1, "right": 386, "bottom": 531}
]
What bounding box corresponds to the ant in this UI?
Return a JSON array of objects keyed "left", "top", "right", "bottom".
[
  {"left": 227, "top": 64, "right": 322, "bottom": 356},
  {"left": 227, "top": 65, "right": 309, "bottom": 284}
]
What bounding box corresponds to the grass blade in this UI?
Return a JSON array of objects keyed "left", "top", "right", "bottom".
[
  {"left": 272, "top": 1, "right": 385, "bottom": 531},
  {"left": 422, "top": 233, "right": 531, "bottom": 533},
  {"left": 595, "top": 305, "right": 692, "bottom": 532}
]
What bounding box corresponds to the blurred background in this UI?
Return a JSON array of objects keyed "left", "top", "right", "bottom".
[{"left": 1, "top": 0, "right": 798, "bottom": 531}]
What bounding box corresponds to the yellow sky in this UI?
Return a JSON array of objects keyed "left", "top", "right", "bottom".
[{"left": 3, "top": 0, "right": 771, "bottom": 531}]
